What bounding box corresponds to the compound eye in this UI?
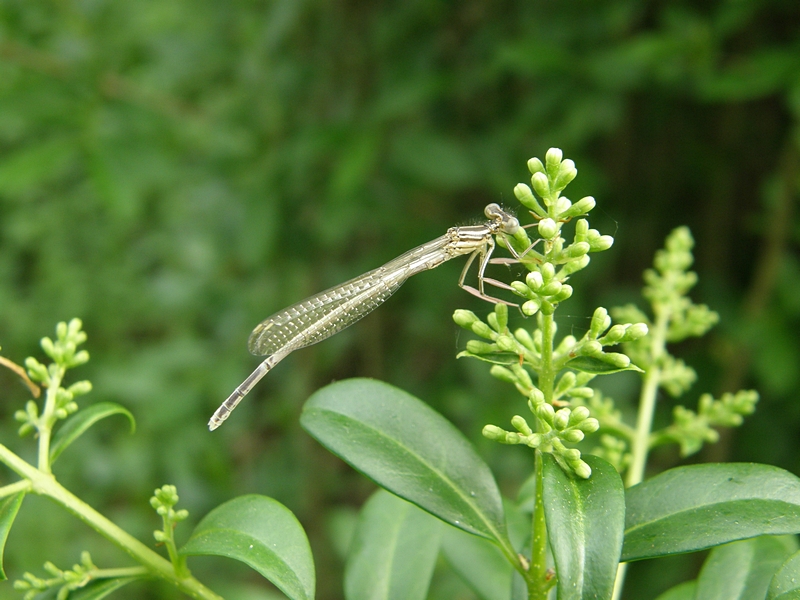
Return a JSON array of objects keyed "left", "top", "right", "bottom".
[{"left": 484, "top": 203, "right": 502, "bottom": 219}]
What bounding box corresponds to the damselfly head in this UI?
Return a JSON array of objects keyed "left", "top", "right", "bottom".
[{"left": 484, "top": 203, "right": 520, "bottom": 234}]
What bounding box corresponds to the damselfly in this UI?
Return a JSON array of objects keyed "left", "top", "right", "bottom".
[{"left": 209, "top": 203, "right": 522, "bottom": 430}]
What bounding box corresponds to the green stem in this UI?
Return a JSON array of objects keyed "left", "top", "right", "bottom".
[
  {"left": 92, "top": 566, "right": 149, "bottom": 579},
  {"left": 528, "top": 451, "right": 549, "bottom": 600},
  {"left": 0, "top": 479, "right": 32, "bottom": 498},
  {"left": 539, "top": 313, "right": 556, "bottom": 401},
  {"left": 0, "top": 444, "right": 221, "bottom": 600},
  {"left": 37, "top": 366, "right": 64, "bottom": 474},
  {"left": 612, "top": 307, "right": 670, "bottom": 600},
  {"left": 626, "top": 308, "right": 669, "bottom": 489}
]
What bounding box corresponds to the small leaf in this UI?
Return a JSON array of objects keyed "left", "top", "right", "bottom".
[
  {"left": 564, "top": 356, "right": 643, "bottom": 374},
  {"left": 69, "top": 577, "right": 140, "bottom": 600},
  {"left": 345, "top": 490, "right": 442, "bottom": 600},
  {"left": 542, "top": 454, "right": 625, "bottom": 600},
  {"left": 181, "top": 495, "right": 314, "bottom": 600},
  {"left": 653, "top": 581, "right": 697, "bottom": 600},
  {"left": 0, "top": 492, "right": 25, "bottom": 580},
  {"left": 50, "top": 403, "right": 135, "bottom": 463},
  {"left": 695, "top": 536, "right": 797, "bottom": 600},
  {"left": 624, "top": 463, "right": 800, "bottom": 561},
  {"left": 768, "top": 549, "right": 800, "bottom": 599},
  {"left": 301, "top": 379, "right": 509, "bottom": 548}
]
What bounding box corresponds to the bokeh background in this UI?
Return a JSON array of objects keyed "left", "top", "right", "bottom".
[{"left": 1, "top": 1, "right": 799, "bottom": 599}]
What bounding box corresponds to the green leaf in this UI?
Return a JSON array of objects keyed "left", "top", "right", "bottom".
[
  {"left": 50, "top": 402, "right": 136, "bottom": 463},
  {"left": 0, "top": 492, "right": 25, "bottom": 580},
  {"left": 542, "top": 454, "right": 625, "bottom": 600},
  {"left": 624, "top": 463, "right": 800, "bottom": 561},
  {"left": 0, "top": 137, "right": 77, "bottom": 196},
  {"left": 345, "top": 490, "right": 442, "bottom": 600},
  {"left": 768, "top": 549, "right": 800, "bottom": 600},
  {"left": 441, "top": 525, "right": 513, "bottom": 600},
  {"left": 181, "top": 495, "right": 314, "bottom": 600},
  {"left": 563, "top": 356, "right": 643, "bottom": 374},
  {"left": 69, "top": 577, "right": 140, "bottom": 599},
  {"left": 695, "top": 536, "right": 797, "bottom": 600},
  {"left": 301, "top": 379, "right": 509, "bottom": 546},
  {"left": 653, "top": 581, "right": 697, "bottom": 600}
]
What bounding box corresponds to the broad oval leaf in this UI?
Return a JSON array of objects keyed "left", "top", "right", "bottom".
[
  {"left": 768, "top": 549, "right": 800, "bottom": 600},
  {"left": 542, "top": 454, "right": 625, "bottom": 600},
  {"left": 694, "top": 536, "right": 797, "bottom": 600},
  {"left": 624, "top": 463, "right": 800, "bottom": 561},
  {"left": 50, "top": 402, "right": 135, "bottom": 463},
  {"left": 0, "top": 492, "right": 25, "bottom": 580},
  {"left": 301, "top": 379, "right": 509, "bottom": 547},
  {"left": 180, "top": 495, "right": 314, "bottom": 600},
  {"left": 345, "top": 490, "right": 442, "bottom": 600}
]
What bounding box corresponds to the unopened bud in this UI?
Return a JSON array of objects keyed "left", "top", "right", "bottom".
[
  {"left": 527, "top": 157, "right": 545, "bottom": 174},
  {"left": 511, "top": 415, "right": 532, "bottom": 435},
  {"left": 591, "top": 235, "right": 614, "bottom": 252},
  {"left": 453, "top": 309, "right": 479, "bottom": 328},
  {"left": 574, "top": 460, "right": 592, "bottom": 479},
  {"left": 522, "top": 300, "right": 541, "bottom": 316},
  {"left": 483, "top": 424, "right": 506, "bottom": 440},
  {"left": 526, "top": 271, "right": 544, "bottom": 290},
  {"left": 559, "top": 196, "right": 596, "bottom": 219},
  {"left": 541, "top": 262, "right": 555, "bottom": 281},
  {"left": 554, "top": 408, "right": 571, "bottom": 430},
  {"left": 545, "top": 148, "right": 563, "bottom": 171},
  {"left": 567, "top": 242, "right": 590, "bottom": 258},
  {"left": 538, "top": 218, "right": 558, "bottom": 239},
  {"left": 531, "top": 172, "right": 549, "bottom": 199}
]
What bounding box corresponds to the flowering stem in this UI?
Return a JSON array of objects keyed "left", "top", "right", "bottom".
[
  {"left": 0, "top": 443, "right": 221, "bottom": 600},
  {"left": 36, "top": 366, "right": 64, "bottom": 474},
  {"left": 612, "top": 307, "right": 670, "bottom": 600}
]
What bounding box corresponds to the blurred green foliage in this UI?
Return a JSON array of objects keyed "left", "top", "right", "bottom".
[{"left": 0, "top": 1, "right": 798, "bottom": 598}]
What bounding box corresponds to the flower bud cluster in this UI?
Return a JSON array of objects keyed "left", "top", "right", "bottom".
[
  {"left": 482, "top": 404, "right": 599, "bottom": 479},
  {"left": 14, "top": 320, "right": 93, "bottom": 437},
  {"left": 641, "top": 227, "right": 719, "bottom": 342},
  {"left": 655, "top": 390, "right": 759, "bottom": 457},
  {"left": 454, "top": 304, "right": 538, "bottom": 366},
  {"left": 151, "top": 484, "right": 189, "bottom": 543},
  {"left": 510, "top": 262, "right": 574, "bottom": 316},
  {"left": 592, "top": 434, "right": 630, "bottom": 473},
  {"left": 558, "top": 307, "right": 648, "bottom": 373},
  {"left": 507, "top": 149, "right": 615, "bottom": 319},
  {"left": 34, "top": 319, "right": 90, "bottom": 372},
  {"left": 14, "top": 551, "right": 97, "bottom": 598}
]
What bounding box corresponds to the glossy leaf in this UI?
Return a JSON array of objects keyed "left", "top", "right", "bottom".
[
  {"left": 624, "top": 463, "right": 800, "bottom": 561},
  {"left": 301, "top": 379, "right": 509, "bottom": 546},
  {"left": 653, "top": 581, "right": 697, "bottom": 600},
  {"left": 0, "top": 492, "right": 25, "bottom": 580},
  {"left": 542, "top": 454, "right": 625, "bottom": 600},
  {"left": 50, "top": 402, "right": 135, "bottom": 463},
  {"left": 345, "top": 489, "right": 442, "bottom": 600},
  {"left": 70, "top": 577, "right": 140, "bottom": 600},
  {"left": 768, "top": 549, "right": 800, "bottom": 599},
  {"left": 694, "top": 536, "right": 797, "bottom": 600},
  {"left": 181, "top": 495, "right": 314, "bottom": 600}
]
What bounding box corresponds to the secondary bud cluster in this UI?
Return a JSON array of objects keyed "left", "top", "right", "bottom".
[{"left": 14, "top": 319, "right": 93, "bottom": 438}]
